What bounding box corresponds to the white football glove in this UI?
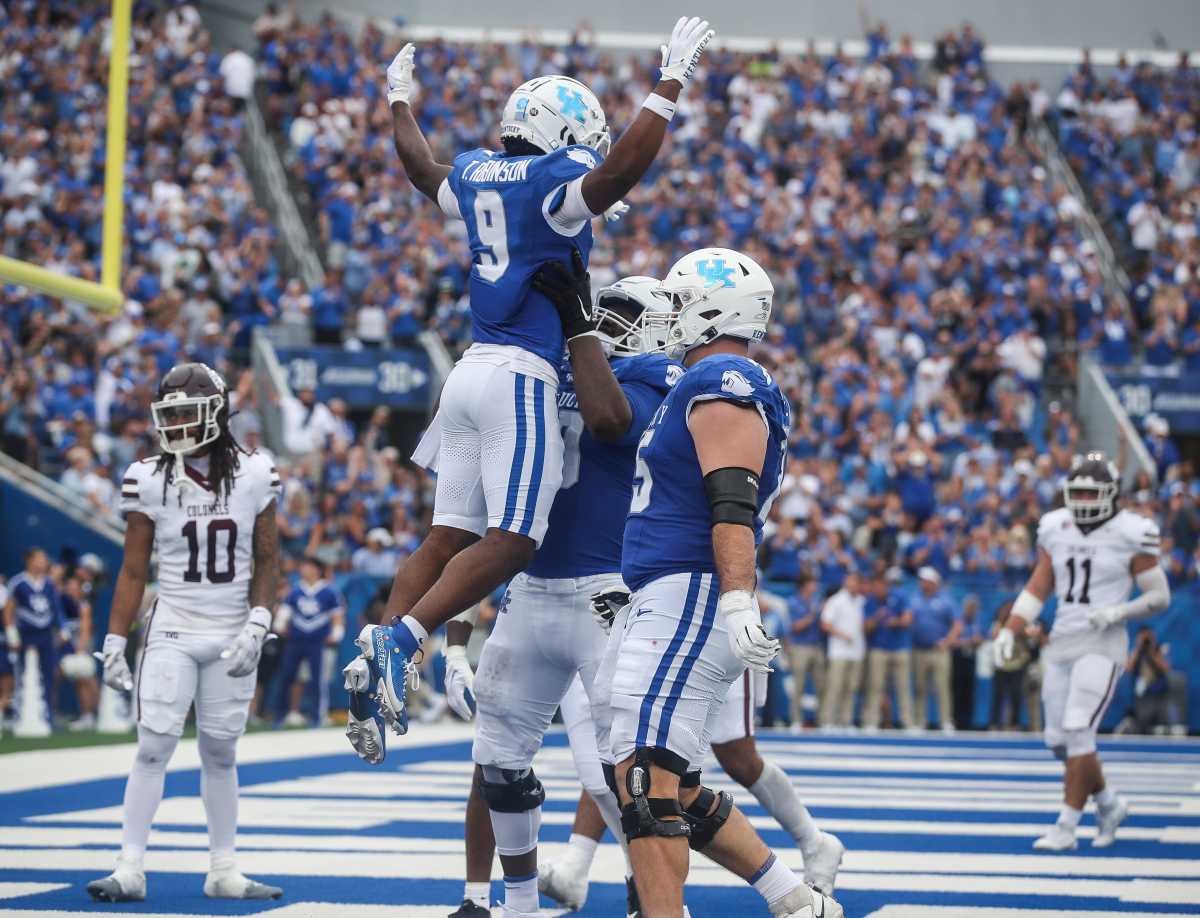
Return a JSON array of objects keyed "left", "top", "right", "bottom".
[
  {"left": 992, "top": 627, "right": 1015, "bottom": 667},
  {"left": 659, "top": 16, "right": 715, "bottom": 88},
  {"left": 718, "top": 590, "right": 779, "bottom": 673},
  {"left": 5, "top": 624, "right": 19, "bottom": 652},
  {"left": 343, "top": 656, "right": 371, "bottom": 693},
  {"left": 443, "top": 644, "right": 477, "bottom": 721},
  {"left": 603, "top": 200, "right": 630, "bottom": 223},
  {"left": 386, "top": 43, "right": 416, "bottom": 105},
  {"left": 1087, "top": 604, "right": 1126, "bottom": 630},
  {"left": 590, "top": 588, "right": 631, "bottom": 635},
  {"left": 220, "top": 607, "right": 273, "bottom": 677},
  {"left": 95, "top": 633, "right": 133, "bottom": 692}
]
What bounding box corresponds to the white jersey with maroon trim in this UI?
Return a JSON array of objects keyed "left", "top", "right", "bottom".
[
  {"left": 1037, "top": 506, "right": 1160, "bottom": 663},
  {"left": 120, "top": 450, "right": 279, "bottom": 634}
]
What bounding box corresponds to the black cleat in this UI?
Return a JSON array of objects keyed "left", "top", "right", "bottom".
[
  {"left": 626, "top": 876, "right": 642, "bottom": 917},
  {"left": 448, "top": 898, "right": 491, "bottom": 918}
]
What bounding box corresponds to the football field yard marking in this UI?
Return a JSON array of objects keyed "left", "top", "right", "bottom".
[{"left": 0, "top": 727, "right": 1197, "bottom": 916}]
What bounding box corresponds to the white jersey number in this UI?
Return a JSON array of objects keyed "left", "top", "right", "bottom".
[
  {"left": 182, "top": 519, "right": 238, "bottom": 584},
  {"left": 473, "top": 190, "right": 510, "bottom": 282},
  {"left": 560, "top": 412, "right": 585, "bottom": 490},
  {"left": 629, "top": 426, "right": 655, "bottom": 514}
]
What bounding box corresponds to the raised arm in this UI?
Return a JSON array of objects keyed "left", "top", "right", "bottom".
[
  {"left": 385, "top": 44, "right": 452, "bottom": 202},
  {"left": 532, "top": 250, "right": 632, "bottom": 441},
  {"left": 578, "top": 17, "right": 713, "bottom": 215}
]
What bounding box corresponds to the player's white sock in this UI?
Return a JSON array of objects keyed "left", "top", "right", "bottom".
[
  {"left": 1058, "top": 804, "right": 1083, "bottom": 830},
  {"left": 502, "top": 871, "right": 539, "bottom": 913},
  {"left": 748, "top": 760, "right": 821, "bottom": 855},
  {"left": 463, "top": 881, "right": 490, "bottom": 906},
  {"left": 565, "top": 832, "right": 599, "bottom": 870},
  {"left": 119, "top": 727, "right": 179, "bottom": 866},
  {"left": 198, "top": 732, "right": 240, "bottom": 872},
  {"left": 750, "top": 852, "right": 800, "bottom": 904},
  {"left": 392, "top": 615, "right": 428, "bottom": 656},
  {"left": 1095, "top": 786, "right": 1117, "bottom": 808}
]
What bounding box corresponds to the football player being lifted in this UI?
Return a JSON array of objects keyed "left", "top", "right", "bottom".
[
  {"left": 602, "top": 248, "right": 842, "bottom": 918},
  {"left": 995, "top": 453, "right": 1170, "bottom": 850},
  {"left": 345, "top": 17, "right": 716, "bottom": 752},
  {"left": 88, "top": 363, "right": 282, "bottom": 903}
]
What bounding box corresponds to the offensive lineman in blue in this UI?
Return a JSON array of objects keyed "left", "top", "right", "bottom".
[
  {"left": 606, "top": 249, "right": 843, "bottom": 918},
  {"left": 345, "top": 18, "right": 717, "bottom": 757},
  {"left": 439, "top": 263, "right": 681, "bottom": 918}
]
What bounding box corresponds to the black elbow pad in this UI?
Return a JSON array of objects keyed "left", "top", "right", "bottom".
[{"left": 703, "top": 467, "right": 759, "bottom": 528}]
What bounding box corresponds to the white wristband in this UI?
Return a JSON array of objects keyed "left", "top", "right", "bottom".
[{"left": 642, "top": 93, "right": 677, "bottom": 123}]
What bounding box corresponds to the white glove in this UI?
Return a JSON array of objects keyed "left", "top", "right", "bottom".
[
  {"left": 220, "top": 607, "right": 273, "bottom": 677},
  {"left": 1087, "top": 604, "right": 1126, "bottom": 630},
  {"left": 443, "top": 644, "right": 476, "bottom": 721},
  {"left": 5, "top": 624, "right": 19, "bottom": 651},
  {"left": 992, "top": 627, "right": 1015, "bottom": 668},
  {"left": 659, "top": 16, "right": 715, "bottom": 88},
  {"left": 343, "top": 656, "right": 371, "bottom": 693},
  {"left": 386, "top": 43, "right": 416, "bottom": 105},
  {"left": 603, "top": 200, "right": 630, "bottom": 223},
  {"left": 590, "top": 589, "right": 630, "bottom": 635},
  {"left": 95, "top": 633, "right": 133, "bottom": 692},
  {"left": 718, "top": 590, "right": 779, "bottom": 673}
]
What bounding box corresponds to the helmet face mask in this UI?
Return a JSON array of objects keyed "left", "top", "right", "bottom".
[
  {"left": 500, "top": 76, "right": 609, "bottom": 157},
  {"left": 644, "top": 248, "right": 774, "bottom": 360},
  {"left": 151, "top": 363, "right": 227, "bottom": 457},
  {"left": 1063, "top": 452, "right": 1119, "bottom": 526},
  {"left": 593, "top": 276, "right": 671, "bottom": 356}
]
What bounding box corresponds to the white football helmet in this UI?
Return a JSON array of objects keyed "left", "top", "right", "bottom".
[
  {"left": 500, "top": 76, "right": 610, "bottom": 157},
  {"left": 594, "top": 276, "right": 672, "bottom": 356},
  {"left": 646, "top": 248, "right": 774, "bottom": 360}
]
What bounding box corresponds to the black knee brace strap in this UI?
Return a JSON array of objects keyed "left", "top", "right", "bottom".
[
  {"left": 620, "top": 747, "right": 691, "bottom": 842},
  {"left": 683, "top": 786, "right": 733, "bottom": 851},
  {"left": 680, "top": 770, "right": 702, "bottom": 789},
  {"left": 480, "top": 767, "right": 546, "bottom": 814},
  {"left": 602, "top": 762, "right": 619, "bottom": 798}
]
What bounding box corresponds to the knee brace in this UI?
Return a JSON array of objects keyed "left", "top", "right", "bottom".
[
  {"left": 479, "top": 766, "right": 546, "bottom": 813},
  {"left": 680, "top": 770, "right": 702, "bottom": 789},
  {"left": 682, "top": 785, "right": 733, "bottom": 851},
  {"left": 620, "top": 747, "right": 691, "bottom": 843},
  {"left": 602, "top": 761, "right": 619, "bottom": 798},
  {"left": 1063, "top": 726, "right": 1097, "bottom": 758}
]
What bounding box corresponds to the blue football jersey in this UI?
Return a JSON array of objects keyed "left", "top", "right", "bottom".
[
  {"left": 622, "top": 355, "right": 792, "bottom": 592},
  {"left": 446, "top": 145, "right": 600, "bottom": 366},
  {"left": 283, "top": 581, "right": 344, "bottom": 638},
  {"left": 527, "top": 354, "right": 683, "bottom": 579},
  {"left": 8, "top": 573, "right": 63, "bottom": 631}
]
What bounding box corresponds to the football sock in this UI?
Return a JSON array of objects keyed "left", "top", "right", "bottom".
[
  {"left": 391, "top": 615, "right": 427, "bottom": 657},
  {"left": 748, "top": 760, "right": 821, "bottom": 855},
  {"left": 502, "top": 871, "right": 539, "bottom": 913},
  {"left": 1058, "top": 804, "right": 1083, "bottom": 830},
  {"left": 565, "top": 832, "right": 599, "bottom": 871},
  {"left": 198, "top": 732, "right": 240, "bottom": 872},
  {"left": 488, "top": 806, "right": 541, "bottom": 857},
  {"left": 1095, "top": 786, "right": 1117, "bottom": 808},
  {"left": 463, "top": 881, "right": 490, "bottom": 907},
  {"left": 750, "top": 852, "right": 800, "bottom": 903},
  {"left": 119, "top": 728, "right": 179, "bottom": 867}
]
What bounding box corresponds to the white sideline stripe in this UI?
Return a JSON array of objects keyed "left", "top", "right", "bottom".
[
  {"left": 8, "top": 844, "right": 1199, "bottom": 882},
  {"left": 0, "top": 883, "right": 68, "bottom": 901},
  {"left": 866, "top": 909, "right": 1191, "bottom": 918},
  {"left": 824, "top": 872, "right": 1200, "bottom": 905},
  {"left": 0, "top": 908, "right": 561, "bottom": 918}
]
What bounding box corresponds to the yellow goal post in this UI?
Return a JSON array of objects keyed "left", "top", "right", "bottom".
[{"left": 0, "top": 0, "right": 130, "bottom": 314}]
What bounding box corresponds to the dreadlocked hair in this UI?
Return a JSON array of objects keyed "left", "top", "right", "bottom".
[{"left": 155, "top": 426, "right": 248, "bottom": 507}]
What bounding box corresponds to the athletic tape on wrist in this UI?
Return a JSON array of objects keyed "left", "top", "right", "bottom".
[{"left": 642, "top": 93, "right": 677, "bottom": 122}]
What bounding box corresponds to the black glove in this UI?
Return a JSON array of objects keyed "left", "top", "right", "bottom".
[
  {"left": 531, "top": 248, "right": 596, "bottom": 342},
  {"left": 590, "top": 588, "right": 630, "bottom": 634}
]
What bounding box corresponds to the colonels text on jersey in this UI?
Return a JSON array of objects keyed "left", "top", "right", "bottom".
[{"left": 120, "top": 451, "right": 280, "bottom": 632}]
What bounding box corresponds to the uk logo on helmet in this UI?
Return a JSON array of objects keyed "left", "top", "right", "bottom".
[
  {"left": 697, "top": 258, "right": 736, "bottom": 288},
  {"left": 556, "top": 85, "right": 588, "bottom": 123}
]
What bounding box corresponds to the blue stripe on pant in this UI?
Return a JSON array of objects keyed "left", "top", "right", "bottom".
[
  {"left": 275, "top": 632, "right": 327, "bottom": 725},
  {"left": 656, "top": 576, "right": 719, "bottom": 746},
  {"left": 17, "top": 626, "right": 57, "bottom": 726},
  {"left": 517, "top": 378, "right": 546, "bottom": 536},
  {"left": 635, "top": 572, "right": 703, "bottom": 749},
  {"left": 499, "top": 373, "right": 529, "bottom": 532}
]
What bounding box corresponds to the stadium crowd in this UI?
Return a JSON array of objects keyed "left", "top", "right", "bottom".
[
  {"left": 1053, "top": 51, "right": 1200, "bottom": 373},
  {"left": 0, "top": 3, "right": 1196, "bottom": 734}
]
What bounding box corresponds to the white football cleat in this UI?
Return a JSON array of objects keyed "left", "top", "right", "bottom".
[
  {"left": 281, "top": 710, "right": 307, "bottom": 728},
  {"left": 538, "top": 853, "right": 590, "bottom": 910},
  {"left": 803, "top": 831, "right": 845, "bottom": 894},
  {"left": 86, "top": 863, "right": 146, "bottom": 902},
  {"left": 1093, "top": 797, "right": 1129, "bottom": 848},
  {"left": 1033, "top": 822, "right": 1078, "bottom": 851},
  {"left": 769, "top": 882, "right": 843, "bottom": 918},
  {"left": 203, "top": 870, "right": 282, "bottom": 899}
]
